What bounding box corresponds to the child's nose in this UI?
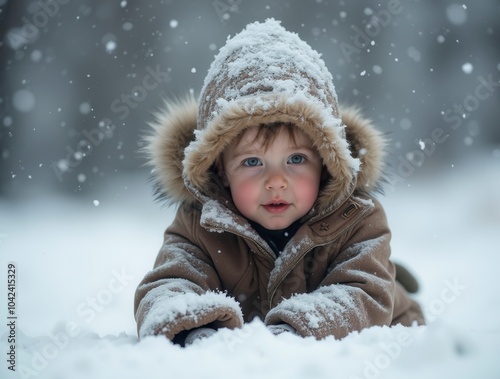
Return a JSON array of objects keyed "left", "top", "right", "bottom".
[{"left": 265, "top": 171, "right": 287, "bottom": 190}]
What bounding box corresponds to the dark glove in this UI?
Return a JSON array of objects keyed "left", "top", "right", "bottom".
[
  {"left": 267, "top": 323, "right": 296, "bottom": 336},
  {"left": 184, "top": 327, "right": 217, "bottom": 346}
]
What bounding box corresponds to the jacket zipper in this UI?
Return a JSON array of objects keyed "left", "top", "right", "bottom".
[{"left": 267, "top": 204, "right": 373, "bottom": 308}]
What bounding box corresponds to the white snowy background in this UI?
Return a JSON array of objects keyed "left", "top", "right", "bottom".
[{"left": 1, "top": 1, "right": 500, "bottom": 378}]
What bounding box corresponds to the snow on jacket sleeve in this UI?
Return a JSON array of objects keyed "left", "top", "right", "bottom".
[
  {"left": 134, "top": 205, "right": 243, "bottom": 340},
  {"left": 265, "top": 198, "right": 396, "bottom": 340}
]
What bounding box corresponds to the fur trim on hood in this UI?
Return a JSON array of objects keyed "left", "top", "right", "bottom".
[
  {"left": 145, "top": 95, "right": 386, "bottom": 210},
  {"left": 144, "top": 19, "right": 387, "bottom": 213}
]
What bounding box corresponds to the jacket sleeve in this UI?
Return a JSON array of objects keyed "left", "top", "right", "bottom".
[
  {"left": 265, "top": 197, "right": 397, "bottom": 339},
  {"left": 134, "top": 205, "right": 243, "bottom": 340}
]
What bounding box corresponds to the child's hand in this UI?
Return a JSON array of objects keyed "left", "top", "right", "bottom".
[
  {"left": 267, "top": 323, "right": 296, "bottom": 336},
  {"left": 184, "top": 327, "right": 217, "bottom": 346}
]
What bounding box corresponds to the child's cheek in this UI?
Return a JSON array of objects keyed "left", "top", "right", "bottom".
[
  {"left": 240, "top": 177, "right": 260, "bottom": 198},
  {"left": 295, "top": 175, "right": 321, "bottom": 204},
  {"left": 230, "top": 177, "right": 260, "bottom": 212}
]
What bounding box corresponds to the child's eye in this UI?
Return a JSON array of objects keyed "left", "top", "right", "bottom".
[
  {"left": 288, "top": 154, "right": 306, "bottom": 164},
  {"left": 243, "top": 157, "right": 262, "bottom": 167}
]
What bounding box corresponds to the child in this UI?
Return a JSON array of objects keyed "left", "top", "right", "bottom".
[{"left": 134, "top": 18, "right": 424, "bottom": 345}]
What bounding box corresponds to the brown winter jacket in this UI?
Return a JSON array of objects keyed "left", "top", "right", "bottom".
[{"left": 134, "top": 19, "right": 424, "bottom": 341}]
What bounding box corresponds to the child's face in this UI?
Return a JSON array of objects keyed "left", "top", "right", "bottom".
[{"left": 221, "top": 125, "right": 323, "bottom": 230}]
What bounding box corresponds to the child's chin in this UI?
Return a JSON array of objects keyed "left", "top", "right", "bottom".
[{"left": 262, "top": 220, "right": 293, "bottom": 230}]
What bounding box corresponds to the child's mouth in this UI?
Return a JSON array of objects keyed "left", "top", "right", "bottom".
[{"left": 263, "top": 202, "right": 290, "bottom": 213}]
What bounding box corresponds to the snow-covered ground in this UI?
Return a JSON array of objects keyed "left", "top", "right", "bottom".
[{"left": 1, "top": 150, "right": 499, "bottom": 379}]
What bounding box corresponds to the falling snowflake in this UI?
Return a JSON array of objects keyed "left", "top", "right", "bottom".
[
  {"left": 13, "top": 89, "right": 35, "bottom": 113},
  {"left": 461, "top": 62, "right": 473, "bottom": 74},
  {"left": 106, "top": 40, "right": 117, "bottom": 53}
]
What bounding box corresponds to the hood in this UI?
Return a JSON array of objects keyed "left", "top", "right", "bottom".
[
  {"left": 144, "top": 19, "right": 387, "bottom": 213},
  {"left": 145, "top": 96, "right": 386, "bottom": 210}
]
